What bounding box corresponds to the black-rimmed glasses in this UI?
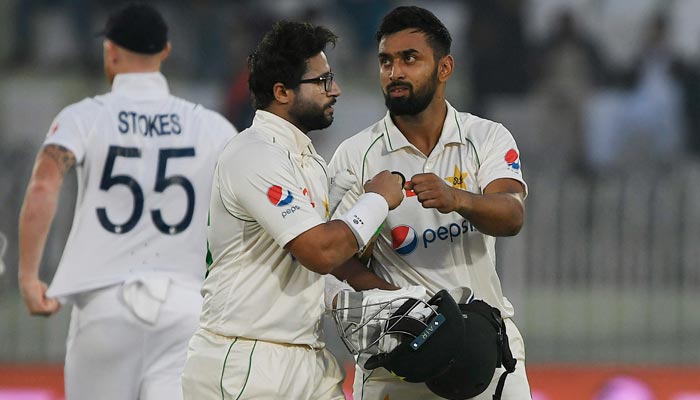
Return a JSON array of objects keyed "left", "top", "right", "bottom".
[{"left": 298, "top": 72, "right": 334, "bottom": 92}]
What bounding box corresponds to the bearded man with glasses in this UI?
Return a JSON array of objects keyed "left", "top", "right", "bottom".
[{"left": 182, "top": 20, "right": 404, "bottom": 400}]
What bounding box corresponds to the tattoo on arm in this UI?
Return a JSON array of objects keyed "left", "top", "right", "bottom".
[{"left": 42, "top": 145, "right": 76, "bottom": 175}]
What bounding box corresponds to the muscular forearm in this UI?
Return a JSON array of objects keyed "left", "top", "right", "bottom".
[
  {"left": 18, "top": 179, "right": 61, "bottom": 282},
  {"left": 332, "top": 257, "right": 398, "bottom": 291},
  {"left": 19, "top": 145, "right": 73, "bottom": 284},
  {"left": 286, "top": 220, "right": 360, "bottom": 275},
  {"left": 453, "top": 190, "right": 524, "bottom": 237},
  {"left": 408, "top": 174, "right": 525, "bottom": 237},
  {"left": 289, "top": 188, "right": 398, "bottom": 275},
  {"left": 18, "top": 145, "right": 72, "bottom": 316}
]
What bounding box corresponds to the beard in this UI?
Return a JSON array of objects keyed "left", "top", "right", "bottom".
[
  {"left": 289, "top": 97, "right": 336, "bottom": 132},
  {"left": 383, "top": 68, "right": 439, "bottom": 116}
]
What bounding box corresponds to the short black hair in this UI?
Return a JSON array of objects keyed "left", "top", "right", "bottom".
[
  {"left": 248, "top": 21, "right": 337, "bottom": 110},
  {"left": 376, "top": 6, "right": 451, "bottom": 60}
]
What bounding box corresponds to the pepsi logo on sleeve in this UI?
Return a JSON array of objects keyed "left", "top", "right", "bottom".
[
  {"left": 504, "top": 149, "right": 520, "bottom": 171},
  {"left": 267, "top": 185, "right": 294, "bottom": 206}
]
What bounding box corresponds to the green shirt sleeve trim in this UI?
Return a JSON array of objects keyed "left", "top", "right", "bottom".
[
  {"left": 361, "top": 135, "right": 384, "bottom": 183},
  {"left": 456, "top": 113, "right": 480, "bottom": 168}
]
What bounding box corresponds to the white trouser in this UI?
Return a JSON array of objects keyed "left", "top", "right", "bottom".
[
  {"left": 353, "top": 318, "right": 532, "bottom": 400},
  {"left": 182, "top": 328, "right": 346, "bottom": 400},
  {"left": 64, "top": 279, "right": 202, "bottom": 400}
]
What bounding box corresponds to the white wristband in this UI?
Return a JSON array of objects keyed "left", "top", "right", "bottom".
[
  {"left": 338, "top": 192, "right": 389, "bottom": 250},
  {"left": 324, "top": 274, "right": 354, "bottom": 310}
]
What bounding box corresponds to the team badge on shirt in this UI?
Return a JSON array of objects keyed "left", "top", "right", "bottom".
[
  {"left": 267, "top": 185, "right": 294, "bottom": 206},
  {"left": 444, "top": 165, "right": 468, "bottom": 189},
  {"left": 47, "top": 122, "right": 59, "bottom": 137},
  {"left": 505, "top": 149, "right": 521, "bottom": 171}
]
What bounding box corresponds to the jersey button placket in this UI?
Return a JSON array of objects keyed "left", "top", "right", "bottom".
[{"left": 425, "top": 158, "right": 435, "bottom": 172}]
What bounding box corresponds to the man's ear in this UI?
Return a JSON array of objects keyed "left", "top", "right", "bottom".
[
  {"left": 104, "top": 40, "right": 117, "bottom": 63},
  {"left": 438, "top": 55, "right": 454, "bottom": 82},
  {"left": 273, "top": 82, "right": 292, "bottom": 104},
  {"left": 160, "top": 42, "right": 172, "bottom": 61}
]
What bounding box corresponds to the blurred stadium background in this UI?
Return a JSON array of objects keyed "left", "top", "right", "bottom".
[{"left": 1, "top": 0, "right": 700, "bottom": 399}]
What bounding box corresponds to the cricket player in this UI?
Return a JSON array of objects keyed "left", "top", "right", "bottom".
[
  {"left": 17, "top": 4, "right": 237, "bottom": 400},
  {"left": 181, "top": 21, "right": 404, "bottom": 400},
  {"left": 329, "top": 6, "right": 532, "bottom": 399}
]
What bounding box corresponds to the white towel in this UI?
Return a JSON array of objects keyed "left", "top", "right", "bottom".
[{"left": 121, "top": 276, "right": 170, "bottom": 325}]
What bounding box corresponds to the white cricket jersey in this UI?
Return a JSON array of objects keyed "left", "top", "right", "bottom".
[
  {"left": 200, "top": 110, "right": 331, "bottom": 347},
  {"left": 329, "top": 101, "right": 527, "bottom": 317},
  {"left": 44, "top": 72, "right": 236, "bottom": 299}
]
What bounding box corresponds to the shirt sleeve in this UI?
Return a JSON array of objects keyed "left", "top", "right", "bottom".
[
  {"left": 328, "top": 138, "right": 364, "bottom": 218},
  {"left": 43, "top": 106, "right": 88, "bottom": 163},
  {"left": 219, "top": 140, "right": 325, "bottom": 248},
  {"left": 476, "top": 123, "right": 528, "bottom": 197}
]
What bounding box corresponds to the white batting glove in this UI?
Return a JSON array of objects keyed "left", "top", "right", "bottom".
[{"left": 324, "top": 274, "right": 354, "bottom": 310}]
